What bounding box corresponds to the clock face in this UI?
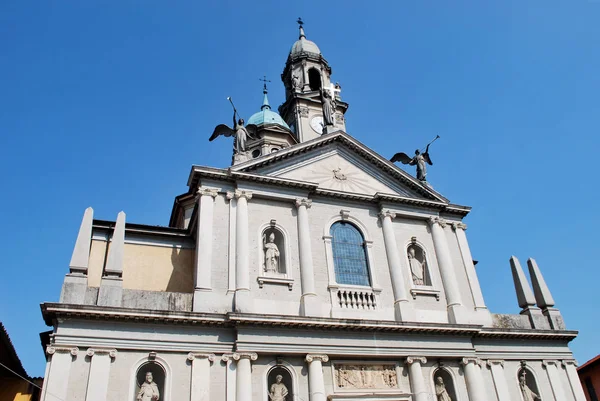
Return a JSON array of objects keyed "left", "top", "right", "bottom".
[{"left": 310, "top": 116, "right": 324, "bottom": 134}]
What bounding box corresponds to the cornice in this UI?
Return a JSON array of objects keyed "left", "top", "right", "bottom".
[{"left": 41, "top": 303, "right": 578, "bottom": 342}]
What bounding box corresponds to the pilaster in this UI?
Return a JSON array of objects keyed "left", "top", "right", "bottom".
[
  {"left": 562, "top": 360, "right": 587, "bottom": 401},
  {"left": 542, "top": 360, "right": 568, "bottom": 400},
  {"left": 405, "top": 357, "right": 428, "bottom": 401},
  {"left": 85, "top": 348, "right": 117, "bottom": 401},
  {"left": 296, "top": 198, "right": 321, "bottom": 316},
  {"left": 306, "top": 354, "right": 328, "bottom": 401},
  {"left": 42, "top": 346, "right": 78, "bottom": 401},
  {"left": 461, "top": 358, "right": 488, "bottom": 401},
  {"left": 379, "top": 209, "right": 414, "bottom": 321},
  {"left": 193, "top": 187, "right": 220, "bottom": 312},
  {"left": 486, "top": 360, "right": 510, "bottom": 401},
  {"left": 229, "top": 352, "right": 257, "bottom": 401},
  {"left": 429, "top": 217, "right": 466, "bottom": 324},
  {"left": 187, "top": 352, "right": 216, "bottom": 401},
  {"left": 234, "top": 190, "right": 252, "bottom": 313}
]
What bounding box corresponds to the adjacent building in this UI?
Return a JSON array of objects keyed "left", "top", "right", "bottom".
[
  {"left": 579, "top": 355, "right": 600, "bottom": 401},
  {"left": 1, "top": 322, "right": 42, "bottom": 401},
  {"left": 40, "top": 23, "right": 587, "bottom": 401}
]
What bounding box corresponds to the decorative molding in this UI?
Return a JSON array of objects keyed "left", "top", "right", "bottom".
[
  {"left": 148, "top": 351, "right": 157, "bottom": 360},
  {"left": 461, "top": 357, "right": 482, "bottom": 367},
  {"left": 226, "top": 191, "right": 235, "bottom": 200},
  {"left": 257, "top": 276, "right": 294, "bottom": 290},
  {"left": 405, "top": 356, "right": 427, "bottom": 365},
  {"left": 339, "top": 209, "right": 350, "bottom": 220},
  {"left": 306, "top": 354, "right": 329, "bottom": 363},
  {"left": 561, "top": 360, "right": 578, "bottom": 368},
  {"left": 297, "top": 106, "right": 309, "bottom": 118},
  {"left": 295, "top": 198, "right": 313, "bottom": 209},
  {"left": 197, "top": 187, "right": 220, "bottom": 199},
  {"left": 542, "top": 360, "right": 560, "bottom": 368},
  {"left": 410, "top": 288, "right": 440, "bottom": 301},
  {"left": 86, "top": 348, "right": 117, "bottom": 359},
  {"left": 47, "top": 346, "right": 78, "bottom": 356},
  {"left": 451, "top": 222, "right": 467, "bottom": 231},
  {"left": 233, "top": 352, "right": 258, "bottom": 361},
  {"left": 486, "top": 360, "right": 505, "bottom": 368},
  {"left": 234, "top": 189, "right": 253, "bottom": 200},
  {"left": 428, "top": 216, "right": 447, "bottom": 228},
  {"left": 187, "top": 352, "right": 215, "bottom": 362},
  {"left": 378, "top": 210, "right": 396, "bottom": 220}
]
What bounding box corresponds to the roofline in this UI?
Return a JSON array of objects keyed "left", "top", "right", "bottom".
[
  {"left": 578, "top": 353, "right": 600, "bottom": 372},
  {"left": 0, "top": 322, "right": 28, "bottom": 378},
  {"left": 41, "top": 303, "right": 577, "bottom": 341},
  {"left": 92, "top": 220, "right": 190, "bottom": 237}
]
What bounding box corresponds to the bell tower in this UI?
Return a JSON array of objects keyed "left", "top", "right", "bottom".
[{"left": 278, "top": 19, "right": 348, "bottom": 143}]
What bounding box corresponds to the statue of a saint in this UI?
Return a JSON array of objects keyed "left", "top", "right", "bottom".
[
  {"left": 519, "top": 371, "right": 541, "bottom": 401},
  {"left": 321, "top": 89, "right": 336, "bottom": 126},
  {"left": 268, "top": 375, "right": 288, "bottom": 401},
  {"left": 137, "top": 372, "right": 159, "bottom": 401},
  {"left": 263, "top": 232, "right": 280, "bottom": 274},
  {"left": 209, "top": 108, "right": 257, "bottom": 153},
  {"left": 408, "top": 246, "right": 426, "bottom": 285},
  {"left": 291, "top": 74, "right": 301, "bottom": 91},
  {"left": 435, "top": 377, "right": 452, "bottom": 401}
]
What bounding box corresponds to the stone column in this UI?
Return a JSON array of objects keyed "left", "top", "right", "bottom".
[
  {"left": 306, "top": 354, "right": 328, "bottom": 401},
  {"left": 42, "top": 346, "right": 78, "bottom": 401},
  {"left": 234, "top": 190, "right": 252, "bottom": 313},
  {"left": 233, "top": 352, "right": 257, "bottom": 401},
  {"left": 84, "top": 348, "right": 117, "bottom": 401},
  {"left": 461, "top": 358, "right": 488, "bottom": 401},
  {"left": 296, "top": 198, "right": 319, "bottom": 316},
  {"left": 193, "top": 187, "right": 219, "bottom": 311},
  {"left": 486, "top": 360, "right": 510, "bottom": 401},
  {"left": 405, "top": 357, "right": 428, "bottom": 401},
  {"left": 543, "top": 360, "right": 567, "bottom": 400},
  {"left": 451, "top": 222, "right": 492, "bottom": 325},
  {"left": 188, "top": 352, "right": 215, "bottom": 401},
  {"left": 429, "top": 217, "right": 465, "bottom": 323},
  {"left": 562, "top": 360, "right": 587, "bottom": 401},
  {"left": 379, "top": 210, "right": 414, "bottom": 321}
]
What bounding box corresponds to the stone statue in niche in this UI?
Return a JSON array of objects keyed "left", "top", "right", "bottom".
[
  {"left": 291, "top": 74, "right": 302, "bottom": 92},
  {"left": 519, "top": 371, "right": 541, "bottom": 401},
  {"left": 137, "top": 372, "right": 160, "bottom": 401},
  {"left": 335, "top": 364, "right": 397, "bottom": 389},
  {"left": 263, "top": 232, "right": 281, "bottom": 274},
  {"left": 268, "top": 375, "right": 289, "bottom": 401},
  {"left": 321, "top": 89, "right": 336, "bottom": 126},
  {"left": 408, "top": 245, "right": 427, "bottom": 285},
  {"left": 435, "top": 377, "right": 452, "bottom": 401}
]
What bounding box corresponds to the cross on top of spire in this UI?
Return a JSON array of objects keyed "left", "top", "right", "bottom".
[
  {"left": 297, "top": 17, "right": 306, "bottom": 39},
  {"left": 259, "top": 76, "right": 272, "bottom": 110},
  {"left": 259, "top": 75, "right": 271, "bottom": 94}
]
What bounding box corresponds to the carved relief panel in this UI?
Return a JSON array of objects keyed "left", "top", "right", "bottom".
[{"left": 333, "top": 363, "right": 399, "bottom": 390}]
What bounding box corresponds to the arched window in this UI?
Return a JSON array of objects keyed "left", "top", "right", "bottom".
[
  {"left": 135, "top": 361, "right": 165, "bottom": 401},
  {"left": 308, "top": 68, "right": 321, "bottom": 91},
  {"left": 330, "top": 221, "right": 371, "bottom": 286},
  {"left": 433, "top": 368, "right": 458, "bottom": 401}
]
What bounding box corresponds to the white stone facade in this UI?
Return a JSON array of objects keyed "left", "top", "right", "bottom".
[{"left": 44, "top": 25, "right": 585, "bottom": 401}]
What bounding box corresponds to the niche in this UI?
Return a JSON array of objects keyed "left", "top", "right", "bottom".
[
  {"left": 308, "top": 68, "right": 322, "bottom": 91},
  {"left": 433, "top": 368, "right": 457, "bottom": 401},
  {"left": 267, "top": 365, "right": 293, "bottom": 401},
  {"left": 407, "top": 242, "right": 432, "bottom": 286},
  {"left": 518, "top": 367, "right": 541, "bottom": 401},
  {"left": 135, "top": 362, "right": 165, "bottom": 401},
  {"left": 262, "top": 226, "right": 286, "bottom": 275}
]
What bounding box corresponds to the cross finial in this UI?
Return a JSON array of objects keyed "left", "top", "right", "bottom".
[
  {"left": 297, "top": 17, "right": 306, "bottom": 39},
  {"left": 259, "top": 75, "right": 271, "bottom": 94}
]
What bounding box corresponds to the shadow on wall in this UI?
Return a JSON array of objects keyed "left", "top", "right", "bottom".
[{"left": 167, "top": 246, "right": 194, "bottom": 293}]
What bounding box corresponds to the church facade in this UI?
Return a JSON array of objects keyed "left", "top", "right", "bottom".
[{"left": 41, "top": 24, "right": 586, "bottom": 401}]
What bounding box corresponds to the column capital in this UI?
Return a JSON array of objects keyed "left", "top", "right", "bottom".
[
  {"left": 305, "top": 354, "right": 329, "bottom": 363},
  {"left": 378, "top": 209, "right": 396, "bottom": 220},
  {"left": 561, "top": 359, "right": 578, "bottom": 368},
  {"left": 405, "top": 356, "right": 427, "bottom": 365},
  {"left": 86, "top": 348, "right": 117, "bottom": 359},
  {"left": 542, "top": 360, "right": 560, "bottom": 368},
  {"left": 232, "top": 352, "right": 258, "bottom": 361},
  {"left": 187, "top": 352, "right": 215, "bottom": 362},
  {"left": 47, "top": 345, "right": 78, "bottom": 356},
  {"left": 234, "top": 189, "right": 253, "bottom": 200},
  {"left": 451, "top": 222, "right": 467, "bottom": 231},
  {"left": 461, "top": 357, "right": 482, "bottom": 367},
  {"left": 197, "top": 187, "right": 220, "bottom": 199},
  {"left": 428, "top": 216, "right": 447, "bottom": 228},
  {"left": 486, "top": 359, "right": 504, "bottom": 368},
  {"left": 295, "top": 198, "right": 312, "bottom": 209}
]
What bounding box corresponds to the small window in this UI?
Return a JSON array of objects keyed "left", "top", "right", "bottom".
[
  {"left": 308, "top": 68, "right": 321, "bottom": 91},
  {"left": 252, "top": 149, "right": 261, "bottom": 158},
  {"left": 135, "top": 362, "right": 165, "bottom": 401},
  {"left": 330, "top": 221, "right": 370, "bottom": 286}
]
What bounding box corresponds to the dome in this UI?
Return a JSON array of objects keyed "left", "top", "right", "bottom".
[
  {"left": 290, "top": 25, "right": 321, "bottom": 56},
  {"left": 247, "top": 91, "right": 290, "bottom": 129}
]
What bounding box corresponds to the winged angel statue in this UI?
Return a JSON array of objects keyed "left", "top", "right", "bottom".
[
  {"left": 390, "top": 135, "right": 439, "bottom": 182},
  {"left": 209, "top": 98, "right": 257, "bottom": 153}
]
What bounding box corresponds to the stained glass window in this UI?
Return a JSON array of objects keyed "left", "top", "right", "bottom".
[{"left": 330, "top": 221, "right": 371, "bottom": 286}]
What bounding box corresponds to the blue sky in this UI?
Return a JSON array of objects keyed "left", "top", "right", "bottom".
[{"left": 1, "top": 1, "right": 599, "bottom": 377}]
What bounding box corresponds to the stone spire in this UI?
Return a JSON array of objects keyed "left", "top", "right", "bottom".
[
  {"left": 527, "top": 258, "right": 565, "bottom": 329},
  {"left": 509, "top": 256, "right": 549, "bottom": 329}
]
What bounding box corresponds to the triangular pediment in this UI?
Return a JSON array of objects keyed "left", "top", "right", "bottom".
[{"left": 232, "top": 131, "right": 448, "bottom": 202}]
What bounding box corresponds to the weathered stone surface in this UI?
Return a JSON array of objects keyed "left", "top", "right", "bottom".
[
  {"left": 492, "top": 313, "right": 531, "bottom": 329},
  {"left": 122, "top": 289, "right": 192, "bottom": 311}
]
